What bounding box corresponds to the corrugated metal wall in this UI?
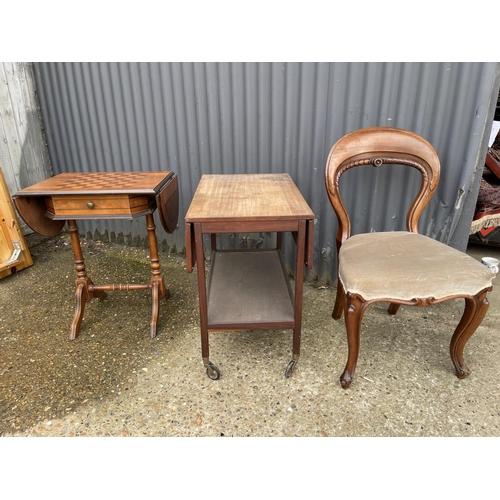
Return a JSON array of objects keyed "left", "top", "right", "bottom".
[{"left": 32, "top": 62, "right": 500, "bottom": 282}]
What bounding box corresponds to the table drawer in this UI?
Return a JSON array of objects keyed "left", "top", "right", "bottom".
[{"left": 47, "top": 194, "right": 151, "bottom": 217}]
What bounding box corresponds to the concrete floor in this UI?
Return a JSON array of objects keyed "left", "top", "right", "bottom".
[
  {"left": 1, "top": 233, "right": 499, "bottom": 439},
  {"left": 2, "top": 233, "right": 499, "bottom": 496},
  {"left": 0, "top": 233, "right": 500, "bottom": 437}
]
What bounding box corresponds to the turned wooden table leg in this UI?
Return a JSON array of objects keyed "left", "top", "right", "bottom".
[
  {"left": 146, "top": 213, "right": 169, "bottom": 338},
  {"left": 67, "top": 219, "right": 106, "bottom": 340}
]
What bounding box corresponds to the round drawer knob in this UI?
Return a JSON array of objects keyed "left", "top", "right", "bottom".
[{"left": 87, "top": 202, "right": 94, "bottom": 209}]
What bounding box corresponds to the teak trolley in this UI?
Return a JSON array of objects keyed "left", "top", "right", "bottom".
[
  {"left": 14, "top": 171, "right": 178, "bottom": 340},
  {"left": 185, "top": 173, "right": 314, "bottom": 379}
]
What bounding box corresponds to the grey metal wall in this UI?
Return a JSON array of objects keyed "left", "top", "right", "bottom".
[{"left": 32, "top": 62, "right": 500, "bottom": 282}]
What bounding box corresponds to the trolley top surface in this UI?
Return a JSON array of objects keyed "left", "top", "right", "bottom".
[{"left": 185, "top": 173, "right": 314, "bottom": 222}]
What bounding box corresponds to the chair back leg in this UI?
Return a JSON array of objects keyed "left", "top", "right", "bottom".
[
  {"left": 332, "top": 278, "right": 345, "bottom": 320},
  {"left": 387, "top": 303, "right": 400, "bottom": 315}
]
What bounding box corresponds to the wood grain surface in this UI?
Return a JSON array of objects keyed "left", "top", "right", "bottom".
[
  {"left": 185, "top": 174, "right": 314, "bottom": 222},
  {"left": 15, "top": 171, "right": 173, "bottom": 196}
]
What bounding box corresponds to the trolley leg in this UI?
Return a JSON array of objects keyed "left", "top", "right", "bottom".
[
  {"left": 285, "top": 220, "right": 306, "bottom": 377},
  {"left": 194, "top": 224, "right": 221, "bottom": 379}
]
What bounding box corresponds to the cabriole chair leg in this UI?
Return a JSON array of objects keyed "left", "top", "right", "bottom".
[
  {"left": 450, "top": 290, "right": 490, "bottom": 379},
  {"left": 340, "top": 294, "right": 366, "bottom": 389}
]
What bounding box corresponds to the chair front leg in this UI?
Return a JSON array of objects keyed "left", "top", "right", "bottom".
[
  {"left": 340, "top": 293, "right": 366, "bottom": 389},
  {"left": 450, "top": 289, "right": 490, "bottom": 379}
]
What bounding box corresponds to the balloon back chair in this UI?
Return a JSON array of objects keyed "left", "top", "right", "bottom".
[{"left": 325, "top": 127, "right": 494, "bottom": 389}]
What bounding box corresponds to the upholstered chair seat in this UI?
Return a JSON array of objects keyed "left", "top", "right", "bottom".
[{"left": 339, "top": 231, "right": 493, "bottom": 302}]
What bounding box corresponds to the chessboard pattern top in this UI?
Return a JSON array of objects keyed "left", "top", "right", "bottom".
[
  {"left": 185, "top": 173, "right": 314, "bottom": 222},
  {"left": 15, "top": 171, "right": 174, "bottom": 196}
]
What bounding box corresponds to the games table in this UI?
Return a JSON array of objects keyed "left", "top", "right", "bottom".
[{"left": 13, "top": 171, "right": 178, "bottom": 340}]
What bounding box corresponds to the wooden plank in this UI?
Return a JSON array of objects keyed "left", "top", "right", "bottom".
[
  {"left": 185, "top": 173, "right": 314, "bottom": 222},
  {"left": 0, "top": 217, "right": 13, "bottom": 263},
  {"left": 0, "top": 64, "right": 18, "bottom": 190},
  {"left": 206, "top": 250, "right": 295, "bottom": 326},
  {"left": 0, "top": 168, "right": 33, "bottom": 278}
]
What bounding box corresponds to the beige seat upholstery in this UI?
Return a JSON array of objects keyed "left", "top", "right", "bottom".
[
  {"left": 325, "top": 127, "right": 493, "bottom": 388},
  {"left": 340, "top": 231, "right": 493, "bottom": 301}
]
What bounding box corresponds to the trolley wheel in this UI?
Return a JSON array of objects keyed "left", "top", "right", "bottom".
[
  {"left": 206, "top": 362, "right": 221, "bottom": 380},
  {"left": 284, "top": 359, "right": 297, "bottom": 378}
]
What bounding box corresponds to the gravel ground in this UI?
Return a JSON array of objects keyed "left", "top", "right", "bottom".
[{"left": 1, "top": 233, "right": 500, "bottom": 439}]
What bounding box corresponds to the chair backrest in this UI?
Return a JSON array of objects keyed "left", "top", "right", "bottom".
[{"left": 325, "top": 127, "right": 440, "bottom": 247}]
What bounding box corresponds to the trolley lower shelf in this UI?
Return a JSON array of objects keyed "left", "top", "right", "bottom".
[{"left": 206, "top": 249, "right": 295, "bottom": 330}]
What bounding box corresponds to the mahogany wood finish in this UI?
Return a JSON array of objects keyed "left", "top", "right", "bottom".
[
  {"left": 14, "top": 196, "right": 65, "bottom": 237},
  {"left": 325, "top": 127, "right": 493, "bottom": 388},
  {"left": 156, "top": 174, "right": 179, "bottom": 234},
  {"left": 450, "top": 289, "right": 490, "bottom": 379},
  {"left": 14, "top": 171, "right": 178, "bottom": 339},
  {"left": 67, "top": 219, "right": 107, "bottom": 339},
  {"left": 185, "top": 173, "right": 314, "bottom": 378}
]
